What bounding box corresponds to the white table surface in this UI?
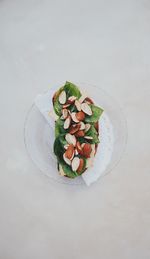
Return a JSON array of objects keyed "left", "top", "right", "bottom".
[{"left": 0, "top": 0, "right": 150, "bottom": 258}]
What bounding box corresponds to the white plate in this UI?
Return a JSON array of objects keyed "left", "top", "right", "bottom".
[{"left": 24, "top": 83, "right": 127, "bottom": 185}]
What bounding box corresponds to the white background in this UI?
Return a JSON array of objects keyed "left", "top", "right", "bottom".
[{"left": 0, "top": 0, "right": 150, "bottom": 258}]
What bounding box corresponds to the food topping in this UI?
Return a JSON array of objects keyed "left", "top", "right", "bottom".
[
  {"left": 81, "top": 102, "right": 92, "bottom": 116},
  {"left": 71, "top": 157, "right": 80, "bottom": 172},
  {"left": 53, "top": 81, "right": 103, "bottom": 178},
  {"left": 76, "top": 111, "right": 85, "bottom": 121},
  {"left": 70, "top": 112, "right": 80, "bottom": 123},
  {"left": 75, "top": 100, "right": 81, "bottom": 111},
  {"left": 62, "top": 109, "right": 68, "bottom": 120},
  {"left": 64, "top": 116, "right": 71, "bottom": 129},
  {"left": 59, "top": 90, "right": 66, "bottom": 104},
  {"left": 65, "top": 133, "right": 76, "bottom": 146}
]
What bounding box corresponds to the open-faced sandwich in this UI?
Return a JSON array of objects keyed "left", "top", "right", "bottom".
[{"left": 53, "top": 81, "right": 103, "bottom": 178}]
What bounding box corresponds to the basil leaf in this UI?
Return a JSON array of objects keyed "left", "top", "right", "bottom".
[
  {"left": 60, "top": 162, "right": 78, "bottom": 178},
  {"left": 85, "top": 125, "right": 100, "bottom": 144},
  {"left": 85, "top": 104, "right": 103, "bottom": 123},
  {"left": 59, "top": 135, "right": 67, "bottom": 146},
  {"left": 64, "top": 81, "right": 81, "bottom": 99},
  {"left": 52, "top": 87, "right": 64, "bottom": 116},
  {"left": 53, "top": 135, "right": 67, "bottom": 162},
  {"left": 53, "top": 82, "right": 81, "bottom": 116},
  {"left": 55, "top": 119, "right": 65, "bottom": 137}
]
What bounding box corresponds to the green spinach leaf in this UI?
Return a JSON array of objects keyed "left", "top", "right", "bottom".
[
  {"left": 60, "top": 162, "right": 78, "bottom": 178},
  {"left": 85, "top": 125, "right": 100, "bottom": 144},
  {"left": 85, "top": 104, "right": 103, "bottom": 123},
  {"left": 64, "top": 81, "right": 81, "bottom": 99},
  {"left": 55, "top": 119, "right": 65, "bottom": 137}
]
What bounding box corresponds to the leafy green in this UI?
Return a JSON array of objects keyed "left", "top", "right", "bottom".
[
  {"left": 53, "top": 137, "right": 64, "bottom": 161},
  {"left": 59, "top": 135, "right": 67, "bottom": 146},
  {"left": 85, "top": 104, "right": 103, "bottom": 123},
  {"left": 53, "top": 135, "right": 67, "bottom": 162},
  {"left": 53, "top": 82, "right": 81, "bottom": 116},
  {"left": 60, "top": 162, "right": 78, "bottom": 178},
  {"left": 52, "top": 87, "right": 64, "bottom": 116},
  {"left": 55, "top": 119, "right": 65, "bottom": 137},
  {"left": 85, "top": 125, "right": 100, "bottom": 144},
  {"left": 64, "top": 81, "right": 81, "bottom": 99}
]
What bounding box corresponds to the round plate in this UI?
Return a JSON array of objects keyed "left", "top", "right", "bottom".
[{"left": 24, "top": 83, "right": 127, "bottom": 185}]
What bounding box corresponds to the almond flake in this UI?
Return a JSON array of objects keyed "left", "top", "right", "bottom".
[
  {"left": 65, "top": 144, "right": 74, "bottom": 160},
  {"left": 85, "top": 123, "right": 91, "bottom": 132},
  {"left": 59, "top": 91, "right": 66, "bottom": 104},
  {"left": 69, "top": 124, "right": 80, "bottom": 134},
  {"left": 62, "top": 109, "right": 68, "bottom": 119},
  {"left": 76, "top": 111, "right": 85, "bottom": 121},
  {"left": 84, "top": 136, "right": 93, "bottom": 140},
  {"left": 81, "top": 103, "right": 92, "bottom": 116},
  {"left": 70, "top": 112, "right": 79, "bottom": 123},
  {"left": 63, "top": 103, "right": 71, "bottom": 109},
  {"left": 68, "top": 96, "right": 77, "bottom": 103},
  {"left": 75, "top": 100, "right": 81, "bottom": 111},
  {"left": 79, "top": 94, "right": 87, "bottom": 104},
  {"left": 79, "top": 121, "right": 85, "bottom": 130},
  {"left": 63, "top": 154, "right": 71, "bottom": 165},
  {"left": 64, "top": 116, "right": 71, "bottom": 129},
  {"left": 65, "top": 133, "right": 76, "bottom": 146},
  {"left": 71, "top": 157, "right": 80, "bottom": 171}
]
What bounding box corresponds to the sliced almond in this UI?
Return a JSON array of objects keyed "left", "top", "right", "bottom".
[
  {"left": 85, "top": 123, "right": 91, "bottom": 132},
  {"left": 82, "top": 143, "right": 92, "bottom": 158},
  {"left": 63, "top": 103, "right": 71, "bottom": 109},
  {"left": 84, "top": 136, "right": 93, "bottom": 140},
  {"left": 76, "top": 111, "right": 85, "bottom": 121},
  {"left": 59, "top": 91, "right": 66, "bottom": 104},
  {"left": 65, "top": 133, "right": 76, "bottom": 146},
  {"left": 65, "top": 144, "right": 74, "bottom": 160},
  {"left": 76, "top": 141, "right": 83, "bottom": 154},
  {"left": 79, "top": 121, "right": 85, "bottom": 130},
  {"left": 64, "top": 144, "right": 69, "bottom": 150},
  {"left": 77, "top": 158, "right": 84, "bottom": 174},
  {"left": 69, "top": 124, "right": 80, "bottom": 134},
  {"left": 75, "top": 100, "right": 81, "bottom": 111},
  {"left": 64, "top": 116, "right": 71, "bottom": 129},
  {"left": 71, "top": 112, "right": 79, "bottom": 123},
  {"left": 71, "top": 157, "right": 80, "bottom": 172},
  {"left": 81, "top": 103, "right": 92, "bottom": 116},
  {"left": 68, "top": 96, "right": 76, "bottom": 104},
  {"left": 63, "top": 153, "right": 71, "bottom": 165},
  {"left": 79, "top": 94, "right": 87, "bottom": 104},
  {"left": 85, "top": 97, "right": 94, "bottom": 104},
  {"left": 59, "top": 164, "right": 66, "bottom": 176},
  {"left": 62, "top": 109, "right": 68, "bottom": 120},
  {"left": 75, "top": 130, "right": 85, "bottom": 137}
]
